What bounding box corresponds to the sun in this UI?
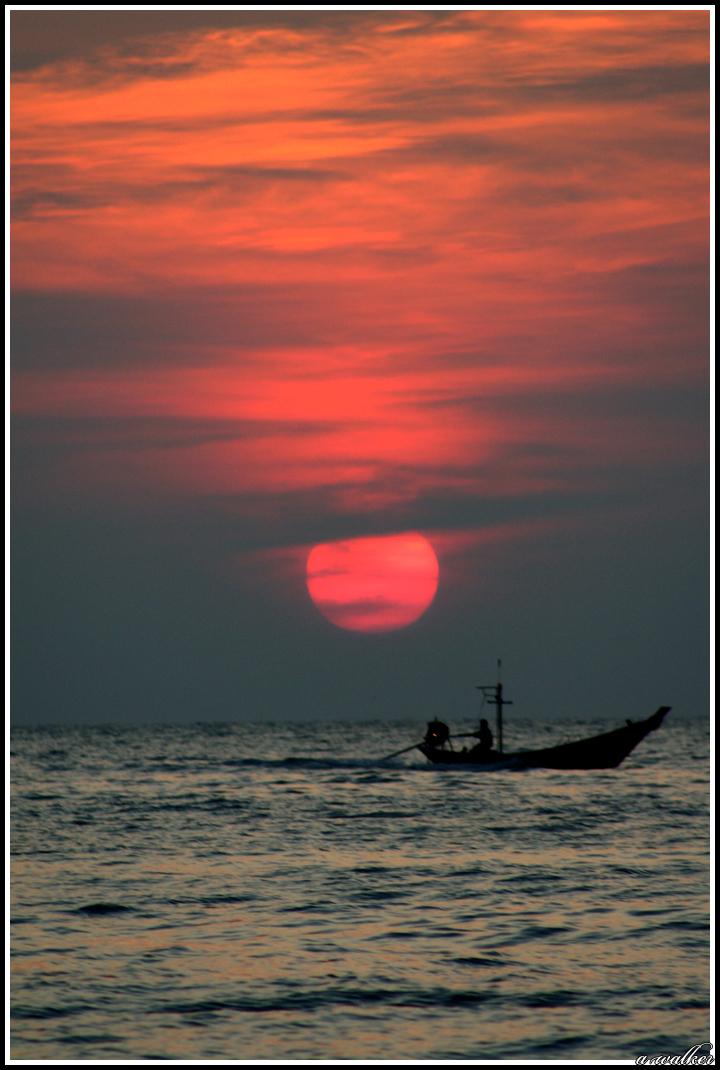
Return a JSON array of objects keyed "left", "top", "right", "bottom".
[{"left": 306, "top": 532, "right": 439, "bottom": 633}]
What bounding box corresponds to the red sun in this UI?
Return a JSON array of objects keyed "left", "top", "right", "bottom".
[{"left": 306, "top": 532, "right": 439, "bottom": 633}]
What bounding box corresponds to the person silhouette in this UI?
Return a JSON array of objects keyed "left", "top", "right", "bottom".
[
  {"left": 424, "top": 719, "right": 450, "bottom": 749},
  {"left": 477, "top": 718, "right": 493, "bottom": 754}
]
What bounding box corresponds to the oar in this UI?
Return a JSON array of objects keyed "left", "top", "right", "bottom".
[
  {"left": 380, "top": 741, "right": 425, "bottom": 761},
  {"left": 452, "top": 731, "right": 480, "bottom": 739}
]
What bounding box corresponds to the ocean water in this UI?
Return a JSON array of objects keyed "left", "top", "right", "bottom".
[{"left": 10, "top": 717, "right": 710, "bottom": 1062}]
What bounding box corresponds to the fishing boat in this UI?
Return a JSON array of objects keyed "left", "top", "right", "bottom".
[{"left": 383, "top": 664, "right": 670, "bottom": 770}]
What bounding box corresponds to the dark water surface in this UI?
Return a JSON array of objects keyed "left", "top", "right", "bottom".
[{"left": 10, "top": 718, "right": 710, "bottom": 1061}]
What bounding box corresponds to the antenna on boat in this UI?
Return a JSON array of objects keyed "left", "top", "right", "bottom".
[{"left": 476, "top": 659, "right": 512, "bottom": 754}]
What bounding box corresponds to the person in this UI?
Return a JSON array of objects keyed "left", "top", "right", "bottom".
[
  {"left": 477, "top": 718, "right": 493, "bottom": 754},
  {"left": 424, "top": 719, "right": 450, "bottom": 749}
]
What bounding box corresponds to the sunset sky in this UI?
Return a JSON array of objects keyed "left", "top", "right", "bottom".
[{"left": 10, "top": 10, "right": 710, "bottom": 727}]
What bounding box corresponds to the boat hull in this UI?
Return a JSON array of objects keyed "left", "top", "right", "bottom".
[{"left": 419, "top": 707, "right": 670, "bottom": 770}]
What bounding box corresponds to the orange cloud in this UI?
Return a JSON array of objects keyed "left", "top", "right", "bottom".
[{"left": 11, "top": 11, "right": 709, "bottom": 544}]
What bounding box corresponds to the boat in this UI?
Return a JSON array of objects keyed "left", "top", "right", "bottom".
[
  {"left": 418, "top": 706, "right": 670, "bottom": 769},
  {"left": 384, "top": 666, "right": 670, "bottom": 770}
]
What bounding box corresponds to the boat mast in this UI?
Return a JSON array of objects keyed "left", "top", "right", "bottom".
[{"left": 477, "top": 659, "right": 513, "bottom": 754}]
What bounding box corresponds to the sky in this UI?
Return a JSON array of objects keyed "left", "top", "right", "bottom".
[{"left": 9, "top": 9, "right": 711, "bottom": 729}]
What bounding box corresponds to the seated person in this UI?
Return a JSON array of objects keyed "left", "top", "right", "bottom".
[
  {"left": 477, "top": 718, "right": 493, "bottom": 754},
  {"left": 424, "top": 718, "right": 450, "bottom": 749}
]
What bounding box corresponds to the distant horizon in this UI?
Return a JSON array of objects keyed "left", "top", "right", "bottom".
[{"left": 10, "top": 708, "right": 708, "bottom": 730}]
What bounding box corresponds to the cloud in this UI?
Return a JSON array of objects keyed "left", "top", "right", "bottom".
[
  {"left": 12, "top": 164, "right": 351, "bottom": 222},
  {"left": 12, "top": 374, "right": 708, "bottom": 556},
  {"left": 523, "top": 62, "right": 709, "bottom": 102},
  {"left": 10, "top": 10, "right": 452, "bottom": 74},
  {"left": 10, "top": 10, "right": 476, "bottom": 103},
  {"left": 11, "top": 413, "right": 345, "bottom": 454},
  {"left": 11, "top": 287, "right": 335, "bottom": 370},
  {"left": 413, "top": 382, "right": 709, "bottom": 420},
  {"left": 9, "top": 10, "right": 710, "bottom": 732},
  {"left": 11, "top": 8, "right": 708, "bottom": 312},
  {"left": 10, "top": 11, "right": 709, "bottom": 534}
]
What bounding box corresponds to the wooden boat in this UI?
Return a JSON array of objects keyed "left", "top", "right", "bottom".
[
  {"left": 384, "top": 667, "right": 670, "bottom": 770},
  {"left": 418, "top": 706, "right": 670, "bottom": 770}
]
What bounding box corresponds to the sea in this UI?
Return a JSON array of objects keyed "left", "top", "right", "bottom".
[{"left": 9, "top": 717, "right": 711, "bottom": 1063}]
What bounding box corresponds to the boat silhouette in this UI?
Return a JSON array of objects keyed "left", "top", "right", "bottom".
[{"left": 384, "top": 664, "right": 670, "bottom": 769}]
